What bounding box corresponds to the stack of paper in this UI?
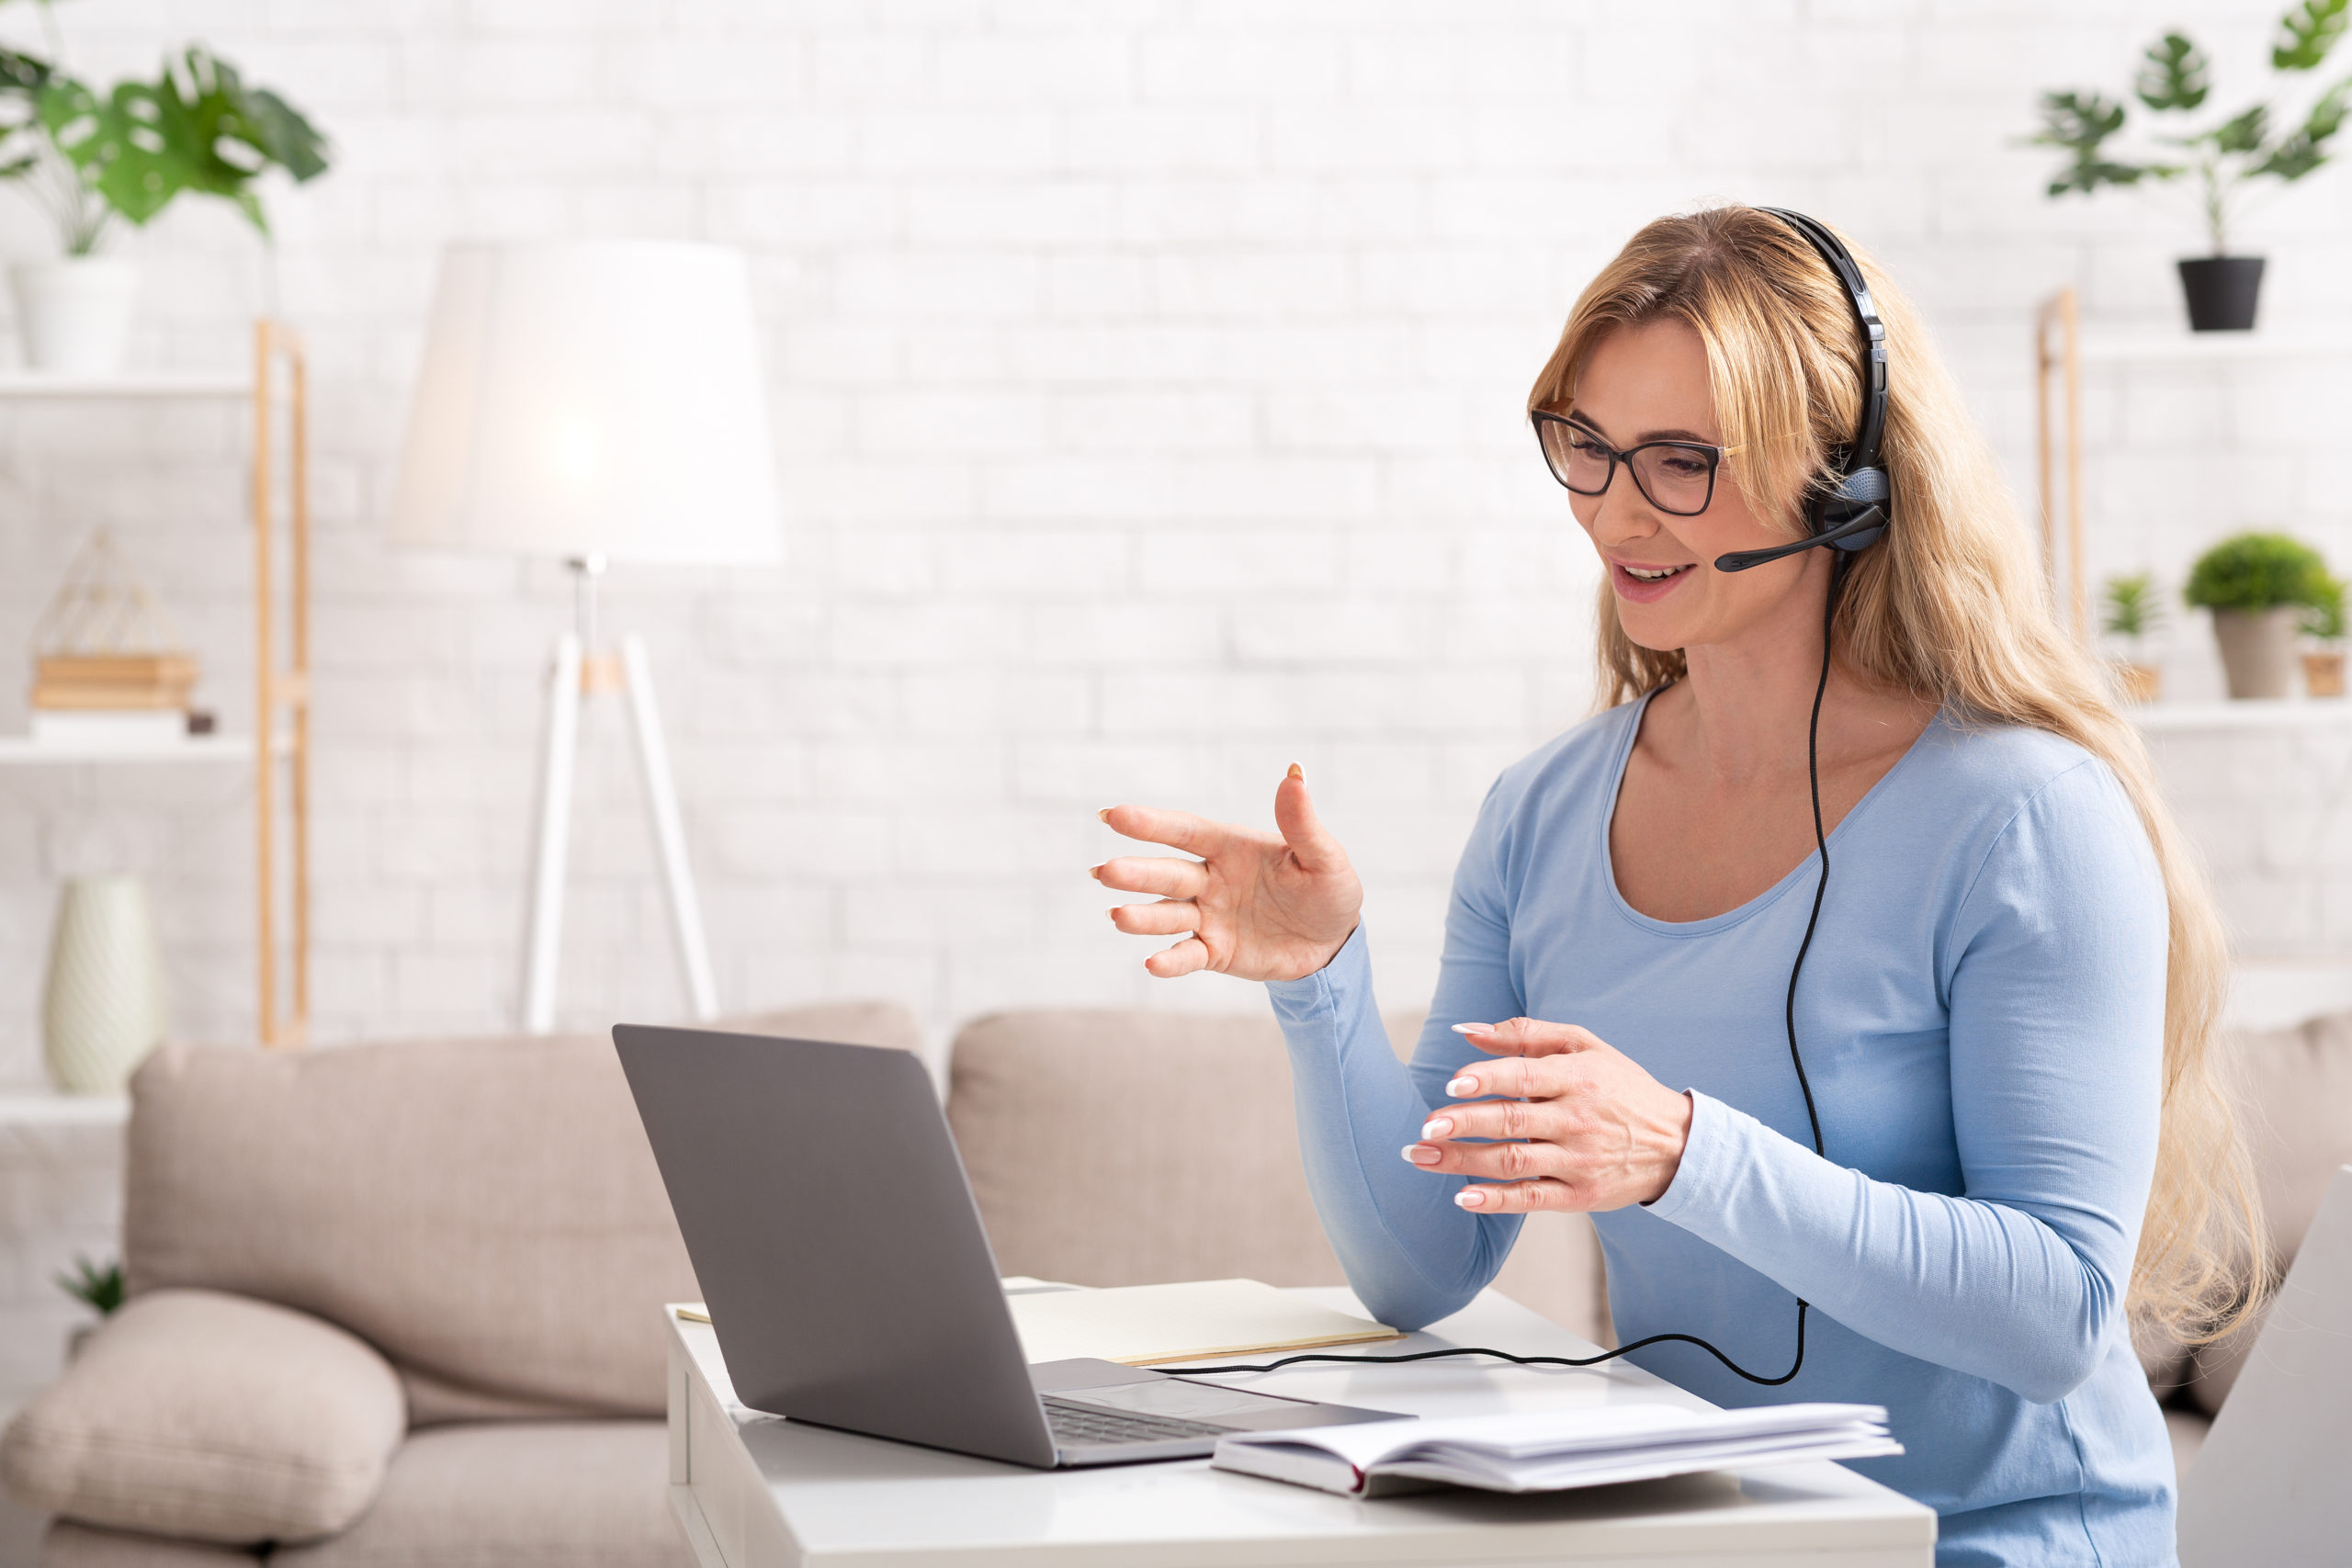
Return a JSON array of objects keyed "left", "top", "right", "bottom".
[
  {"left": 1006, "top": 1279, "right": 1401, "bottom": 1366},
  {"left": 1214, "top": 1402, "right": 1900, "bottom": 1496}
]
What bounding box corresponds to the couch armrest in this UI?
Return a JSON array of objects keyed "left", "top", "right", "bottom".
[{"left": 0, "top": 1289, "right": 406, "bottom": 1547}]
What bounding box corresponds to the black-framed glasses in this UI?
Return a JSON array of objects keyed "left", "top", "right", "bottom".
[{"left": 1530, "top": 411, "right": 1741, "bottom": 518}]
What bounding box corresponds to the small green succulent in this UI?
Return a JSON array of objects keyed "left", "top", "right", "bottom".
[
  {"left": 54, "top": 1255, "right": 122, "bottom": 1315},
  {"left": 2102, "top": 572, "right": 2166, "bottom": 642}
]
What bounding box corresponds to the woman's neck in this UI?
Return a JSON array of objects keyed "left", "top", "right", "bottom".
[{"left": 1665, "top": 565, "right": 1846, "bottom": 785}]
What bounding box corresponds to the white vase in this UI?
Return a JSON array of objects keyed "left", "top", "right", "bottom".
[
  {"left": 9, "top": 257, "right": 139, "bottom": 374},
  {"left": 42, "top": 874, "right": 168, "bottom": 1094}
]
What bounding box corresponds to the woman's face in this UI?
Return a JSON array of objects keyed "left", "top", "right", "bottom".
[{"left": 1560, "top": 317, "right": 1822, "bottom": 654}]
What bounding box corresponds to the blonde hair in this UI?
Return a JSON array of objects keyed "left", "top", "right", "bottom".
[{"left": 1529, "top": 205, "right": 2262, "bottom": 1343}]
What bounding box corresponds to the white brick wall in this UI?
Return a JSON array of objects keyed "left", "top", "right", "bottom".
[
  {"left": 0, "top": 0, "right": 2346, "bottom": 1086},
  {"left": 0, "top": 1118, "right": 120, "bottom": 1407}
]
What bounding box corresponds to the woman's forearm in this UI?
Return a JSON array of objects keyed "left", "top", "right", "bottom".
[
  {"left": 1267, "top": 927, "right": 1521, "bottom": 1331},
  {"left": 1646, "top": 1093, "right": 2132, "bottom": 1403}
]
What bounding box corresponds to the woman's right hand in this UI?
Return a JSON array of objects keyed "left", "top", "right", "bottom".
[{"left": 1094, "top": 764, "right": 1363, "bottom": 982}]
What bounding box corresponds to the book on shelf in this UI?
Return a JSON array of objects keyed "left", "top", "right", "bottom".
[
  {"left": 32, "top": 652, "right": 198, "bottom": 711},
  {"left": 37, "top": 654, "right": 198, "bottom": 684},
  {"left": 1211, "top": 1401, "right": 1900, "bottom": 1497}
]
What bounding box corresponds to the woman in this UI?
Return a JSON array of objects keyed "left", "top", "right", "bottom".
[{"left": 1092, "top": 207, "right": 2260, "bottom": 1566}]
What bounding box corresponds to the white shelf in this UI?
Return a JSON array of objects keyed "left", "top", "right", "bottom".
[
  {"left": 0, "top": 1091, "right": 128, "bottom": 1127},
  {"left": 2075, "top": 331, "right": 2352, "bottom": 367},
  {"left": 2129, "top": 699, "right": 2352, "bottom": 731},
  {"left": 0, "top": 368, "right": 251, "bottom": 399},
  {"left": 0, "top": 733, "right": 290, "bottom": 765}
]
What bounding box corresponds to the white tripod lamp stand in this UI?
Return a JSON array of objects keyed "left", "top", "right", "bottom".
[{"left": 390, "top": 241, "right": 782, "bottom": 1033}]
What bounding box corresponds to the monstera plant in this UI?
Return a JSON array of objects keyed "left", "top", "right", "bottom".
[
  {"left": 0, "top": 12, "right": 330, "bottom": 373},
  {"left": 2030, "top": 0, "right": 2351, "bottom": 330},
  {"left": 9, "top": 47, "right": 329, "bottom": 254}
]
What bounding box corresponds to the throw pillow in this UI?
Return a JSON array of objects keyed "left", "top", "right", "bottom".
[{"left": 0, "top": 1289, "right": 404, "bottom": 1545}]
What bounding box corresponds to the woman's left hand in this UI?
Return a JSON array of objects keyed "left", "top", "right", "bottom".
[{"left": 1403, "top": 1020, "right": 1693, "bottom": 1213}]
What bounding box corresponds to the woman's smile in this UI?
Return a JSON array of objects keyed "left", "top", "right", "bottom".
[{"left": 1610, "top": 558, "right": 1698, "bottom": 603}]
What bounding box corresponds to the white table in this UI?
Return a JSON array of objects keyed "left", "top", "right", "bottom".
[{"left": 663, "top": 1288, "right": 1935, "bottom": 1566}]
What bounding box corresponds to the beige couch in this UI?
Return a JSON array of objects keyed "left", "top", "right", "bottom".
[
  {"left": 0, "top": 1003, "right": 920, "bottom": 1567},
  {"left": 3, "top": 997, "right": 2340, "bottom": 1563}
]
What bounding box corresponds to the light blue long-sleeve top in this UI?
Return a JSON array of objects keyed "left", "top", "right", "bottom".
[{"left": 1268, "top": 692, "right": 2177, "bottom": 1568}]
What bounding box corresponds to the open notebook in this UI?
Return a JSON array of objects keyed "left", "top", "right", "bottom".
[
  {"left": 1006, "top": 1279, "right": 1401, "bottom": 1366},
  {"left": 1214, "top": 1403, "right": 1900, "bottom": 1496},
  {"left": 677, "top": 1278, "right": 1401, "bottom": 1368}
]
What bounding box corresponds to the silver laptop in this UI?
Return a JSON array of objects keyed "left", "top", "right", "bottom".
[{"left": 614, "top": 1023, "right": 1403, "bottom": 1469}]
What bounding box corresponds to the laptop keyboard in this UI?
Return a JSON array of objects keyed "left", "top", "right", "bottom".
[{"left": 1043, "top": 1394, "right": 1232, "bottom": 1447}]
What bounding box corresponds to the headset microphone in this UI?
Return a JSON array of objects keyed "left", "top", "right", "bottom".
[{"left": 1713, "top": 468, "right": 1888, "bottom": 571}]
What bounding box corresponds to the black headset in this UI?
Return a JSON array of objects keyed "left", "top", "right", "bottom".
[
  {"left": 1713, "top": 209, "right": 1892, "bottom": 573},
  {"left": 1182, "top": 209, "right": 1893, "bottom": 1392}
]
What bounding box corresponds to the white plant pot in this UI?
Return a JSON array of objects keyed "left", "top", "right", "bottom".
[
  {"left": 41, "top": 874, "right": 168, "bottom": 1094},
  {"left": 9, "top": 256, "right": 139, "bottom": 374}
]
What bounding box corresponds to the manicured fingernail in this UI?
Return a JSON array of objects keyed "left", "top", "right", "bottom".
[
  {"left": 1105, "top": 908, "right": 1119, "bottom": 923},
  {"left": 1455, "top": 1188, "right": 1487, "bottom": 1209},
  {"left": 1098, "top": 808, "right": 1113, "bottom": 823},
  {"left": 1402, "top": 1144, "right": 1442, "bottom": 1166},
  {"left": 1451, "top": 1022, "right": 1493, "bottom": 1036},
  {"left": 1286, "top": 762, "right": 1302, "bottom": 780},
  {"left": 1446, "top": 1076, "right": 1478, "bottom": 1097},
  {"left": 1420, "top": 1117, "right": 1453, "bottom": 1139}
]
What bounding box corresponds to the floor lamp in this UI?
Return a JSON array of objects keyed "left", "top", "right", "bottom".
[{"left": 390, "top": 241, "right": 782, "bottom": 1033}]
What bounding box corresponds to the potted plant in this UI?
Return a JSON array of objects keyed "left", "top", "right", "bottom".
[
  {"left": 2101, "top": 572, "right": 2166, "bottom": 704},
  {"left": 2183, "top": 531, "right": 2333, "bottom": 698},
  {"left": 2301, "top": 574, "right": 2347, "bottom": 696},
  {"left": 2030, "top": 0, "right": 2351, "bottom": 331},
  {"left": 0, "top": 43, "right": 329, "bottom": 373},
  {"left": 54, "top": 1253, "right": 120, "bottom": 1359}
]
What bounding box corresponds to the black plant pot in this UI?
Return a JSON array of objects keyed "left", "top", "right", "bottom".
[{"left": 2177, "top": 256, "right": 2266, "bottom": 332}]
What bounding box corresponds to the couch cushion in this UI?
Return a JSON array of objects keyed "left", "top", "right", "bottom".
[
  {"left": 2232, "top": 1010, "right": 2352, "bottom": 1264},
  {"left": 944, "top": 1007, "right": 1609, "bottom": 1342},
  {"left": 2182, "top": 1011, "right": 2352, "bottom": 1416},
  {"left": 718, "top": 1003, "right": 923, "bottom": 1058},
  {"left": 42, "top": 1522, "right": 262, "bottom": 1566},
  {"left": 948, "top": 1009, "right": 1370, "bottom": 1291},
  {"left": 269, "top": 1422, "right": 684, "bottom": 1568},
  {"left": 123, "top": 1003, "right": 919, "bottom": 1423},
  {"left": 1, "top": 1290, "right": 404, "bottom": 1546}
]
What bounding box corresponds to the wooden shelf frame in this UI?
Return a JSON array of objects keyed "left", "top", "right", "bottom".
[
  {"left": 2, "top": 330, "right": 309, "bottom": 1048},
  {"left": 253, "top": 321, "right": 310, "bottom": 1048},
  {"left": 2034, "top": 288, "right": 2086, "bottom": 646}
]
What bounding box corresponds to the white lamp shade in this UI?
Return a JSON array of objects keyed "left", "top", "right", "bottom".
[{"left": 390, "top": 241, "right": 784, "bottom": 565}]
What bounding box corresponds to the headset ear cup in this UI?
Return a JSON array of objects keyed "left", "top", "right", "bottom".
[
  {"left": 1838, "top": 466, "right": 1891, "bottom": 505},
  {"left": 1815, "top": 466, "right": 1890, "bottom": 542},
  {"left": 1807, "top": 467, "right": 1880, "bottom": 518}
]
